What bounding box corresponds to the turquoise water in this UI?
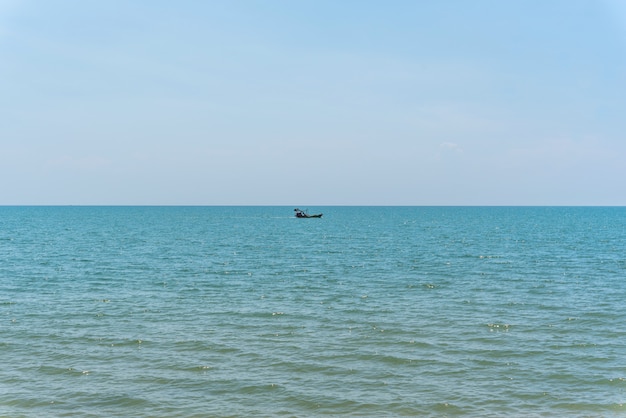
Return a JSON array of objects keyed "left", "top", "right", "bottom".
[{"left": 1, "top": 206, "right": 625, "bottom": 417}]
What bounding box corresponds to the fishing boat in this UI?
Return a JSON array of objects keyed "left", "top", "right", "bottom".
[{"left": 294, "top": 208, "right": 323, "bottom": 218}]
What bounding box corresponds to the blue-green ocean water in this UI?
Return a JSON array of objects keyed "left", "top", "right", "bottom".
[{"left": 1, "top": 206, "right": 625, "bottom": 417}]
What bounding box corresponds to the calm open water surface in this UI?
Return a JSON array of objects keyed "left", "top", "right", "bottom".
[{"left": 1, "top": 206, "right": 625, "bottom": 417}]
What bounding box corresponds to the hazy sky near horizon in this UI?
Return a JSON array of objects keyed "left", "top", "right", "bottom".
[{"left": 1, "top": 0, "right": 626, "bottom": 205}]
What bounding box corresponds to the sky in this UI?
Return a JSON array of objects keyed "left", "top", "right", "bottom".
[{"left": 1, "top": 0, "right": 625, "bottom": 205}]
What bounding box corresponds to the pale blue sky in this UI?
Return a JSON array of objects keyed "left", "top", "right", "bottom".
[{"left": 1, "top": 0, "right": 625, "bottom": 205}]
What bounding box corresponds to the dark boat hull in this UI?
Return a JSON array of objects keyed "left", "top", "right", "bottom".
[
  {"left": 294, "top": 208, "right": 322, "bottom": 218},
  {"left": 297, "top": 213, "right": 322, "bottom": 218}
]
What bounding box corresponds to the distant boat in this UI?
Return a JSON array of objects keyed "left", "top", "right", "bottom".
[{"left": 294, "top": 208, "right": 323, "bottom": 218}]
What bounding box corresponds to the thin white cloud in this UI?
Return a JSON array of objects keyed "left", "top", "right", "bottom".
[
  {"left": 508, "top": 137, "right": 612, "bottom": 163},
  {"left": 440, "top": 142, "right": 464, "bottom": 153},
  {"left": 45, "top": 155, "right": 113, "bottom": 171}
]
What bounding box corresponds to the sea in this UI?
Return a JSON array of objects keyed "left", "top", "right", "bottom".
[{"left": 1, "top": 206, "right": 625, "bottom": 417}]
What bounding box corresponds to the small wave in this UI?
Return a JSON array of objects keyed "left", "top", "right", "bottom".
[{"left": 487, "top": 323, "right": 511, "bottom": 331}]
